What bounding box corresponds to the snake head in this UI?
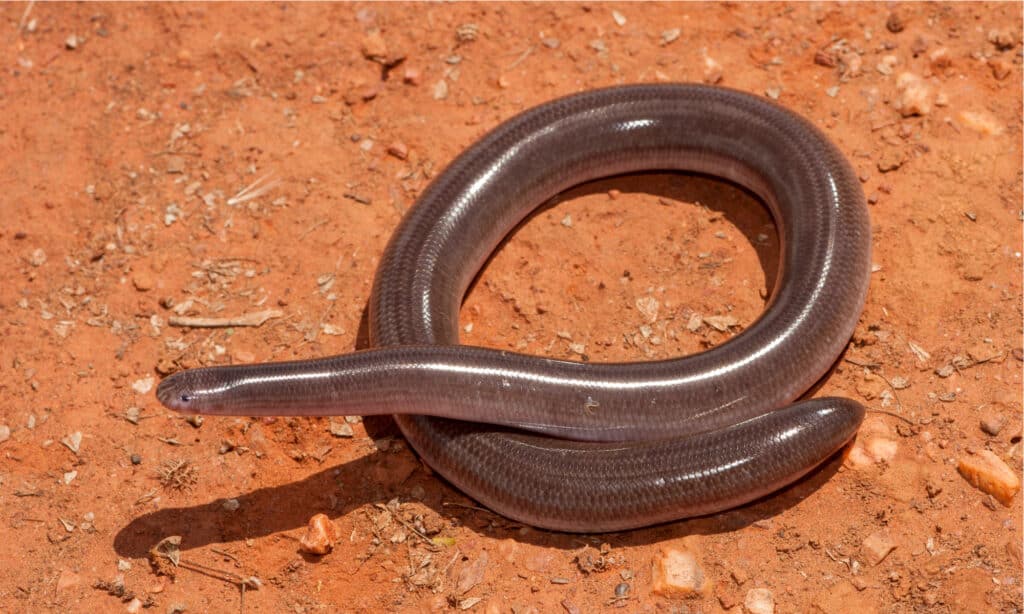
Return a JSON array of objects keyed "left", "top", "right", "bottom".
[{"left": 156, "top": 372, "right": 202, "bottom": 413}]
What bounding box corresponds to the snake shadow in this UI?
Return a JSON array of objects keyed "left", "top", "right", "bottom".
[
  {"left": 115, "top": 172, "right": 851, "bottom": 557},
  {"left": 112, "top": 440, "right": 851, "bottom": 558}
]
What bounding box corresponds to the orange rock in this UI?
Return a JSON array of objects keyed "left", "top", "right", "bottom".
[
  {"left": 299, "top": 513, "right": 340, "bottom": 555},
  {"left": 651, "top": 546, "right": 711, "bottom": 597},
  {"left": 957, "top": 450, "right": 1020, "bottom": 506},
  {"left": 861, "top": 530, "right": 896, "bottom": 565}
]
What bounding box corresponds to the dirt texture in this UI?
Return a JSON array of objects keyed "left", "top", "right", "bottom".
[{"left": 1, "top": 3, "right": 1021, "bottom": 613}]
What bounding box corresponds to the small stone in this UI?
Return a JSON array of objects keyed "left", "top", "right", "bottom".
[
  {"left": 233, "top": 349, "right": 255, "bottom": 364},
  {"left": 861, "top": 530, "right": 896, "bottom": 565},
  {"left": 329, "top": 420, "right": 354, "bottom": 438},
  {"left": 455, "top": 23, "right": 479, "bottom": 44},
  {"left": 360, "top": 30, "right": 389, "bottom": 63},
  {"left": 765, "top": 86, "right": 781, "bottom": 100},
  {"left": 165, "top": 156, "right": 186, "bottom": 174},
  {"left": 885, "top": 13, "right": 905, "bottom": 33},
  {"left": 890, "top": 376, "right": 910, "bottom": 389},
  {"left": 299, "top": 513, "right": 339, "bottom": 555},
  {"left": 651, "top": 547, "right": 710, "bottom": 597},
  {"left": 865, "top": 437, "right": 898, "bottom": 463},
  {"left": 957, "top": 450, "right": 1020, "bottom": 506},
  {"left": 660, "top": 28, "right": 681, "bottom": 46},
  {"left": 825, "top": 85, "right": 840, "bottom": 97},
  {"left": 702, "top": 55, "right": 723, "bottom": 84},
  {"left": 56, "top": 569, "right": 81, "bottom": 592},
  {"left": 744, "top": 588, "right": 775, "bottom": 614},
  {"left": 876, "top": 54, "right": 897, "bottom": 75},
  {"left": 433, "top": 79, "right": 449, "bottom": 101},
  {"left": 117, "top": 559, "right": 132, "bottom": 572},
  {"left": 402, "top": 67, "right": 421, "bottom": 85},
  {"left": 988, "top": 28, "right": 1017, "bottom": 51},
  {"left": 611, "top": 10, "right": 626, "bottom": 26},
  {"left": 132, "top": 273, "right": 155, "bottom": 292},
  {"left": 542, "top": 37, "right": 561, "bottom": 49},
  {"left": 635, "top": 296, "right": 660, "bottom": 323},
  {"left": 980, "top": 414, "right": 1006, "bottom": 436},
  {"left": 896, "top": 72, "right": 931, "bottom": 117},
  {"left": 989, "top": 58, "right": 1012, "bottom": 80},
  {"left": 959, "top": 110, "right": 1003, "bottom": 136},
  {"left": 29, "top": 248, "right": 47, "bottom": 267},
  {"left": 877, "top": 149, "right": 905, "bottom": 173},
  {"left": 560, "top": 214, "right": 572, "bottom": 228},
  {"left": 0, "top": 425, "right": 10, "bottom": 443},
  {"left": 65, "top": 35, "right": 80, "bottom": 50},
  {"left": 814, "top": 50, "right": 836, "bottom": 68},
  {"left": 126, "top": 598, "right": 143, "bottom": 613},
  {"left": 928, "top": 47, "right": 952, "bottom": 71},
  {"left": 935, "top": 364, "right": 954, "bottom": 378},
  {"left": 386, "top": 141, "right": 408, "bottom": 160},
  {"left": 457, "top": 551, "right": 489, "bottom": 594},
  {"left": 62, "top": 431, "right": 83, "bottom": 454},
  {"left": 130, "top": 453, "right": 142, "bottom": 465},
  {"left": 132, "top": 377, "right": 155, "bottom": 394},
  {"left": 222, "top": 498, "right": 240, "bottom": 511},
  {"left": 703, "top": 314, "right": 738, "bottom": 332}
]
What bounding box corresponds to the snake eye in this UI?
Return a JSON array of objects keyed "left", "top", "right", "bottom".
[{"left": 180, "top": 393, "right": 192, "bottom": 403}]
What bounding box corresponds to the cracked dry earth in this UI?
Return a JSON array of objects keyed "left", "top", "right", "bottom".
[{"left": 0, "top": 3, "right": 1021, "bottom": 614}]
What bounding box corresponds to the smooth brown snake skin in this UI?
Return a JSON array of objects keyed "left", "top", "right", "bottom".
[{"left": 157, "top": 84, "right": 871, "bottom": 532}]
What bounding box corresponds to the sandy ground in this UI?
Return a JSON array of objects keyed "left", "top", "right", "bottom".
[{"left": 1, "top": 3, "right": 1021, "bottom": 613}]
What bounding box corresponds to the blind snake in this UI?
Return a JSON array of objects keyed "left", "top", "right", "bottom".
[{"left": 157, "top": 84, "right": 871, "bottom": 532}]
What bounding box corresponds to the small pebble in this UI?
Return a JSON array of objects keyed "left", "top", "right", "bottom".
[
  {"left": 165, "top": 155, "right": 186, "bottom": 174},
  {"left": 360, "top": 30, "right": 389, "bottom": 63},
  {"left": 29, "top": 248, "right": 47, "bottom": 267},
  {"left": 62, "top": 431, "right": 83, "bottom": 454},
  {"left": 0, "top": 425, "right": 10, "bottom": 443},
  {"left": 702, "top": 55, "right": 723, "bottom": 84},
  {"left": 300, "top": 513, "right": 339, "bottom": 555},
  {"left": 132, "top": 377, "right": 155, "bottom": 394},
  {"left": 988, "top": 28, "right": 1017, "bottom": 51},
  {"left": 132, "top": 273, "right": 155, "bottom": 292},
  {"left": 660, "top": 28, "right": 681, "bottom": 46},
  {"left": 222, "top": 498, "right": 240, "bottom": 511},
  {"left": 130, "top": 453, "right": 142, "bottom": 465},
  {"left": 329, "top": 420, "right": 354, "bottom": 438},
  {"left": 433, "top": 79, "right": 449, "bottom": 101},
  {"left": 896, "top": 72, "right": 931, "bottom": 117},
  {"left": 745, "top": 588, "right": 775, "bottom": 614},
  {"left": 614, "top": 582, "right": 630, "bottom": 597},
  {"left": 541, "top": 37, "right": 561, "bottom": 49},
  {"left": 885, "top": 13, "right": 905, "bottom": 33},
  {"left": 959, "top": 110, "right": 1003, "bottom": 136},
  {"left": 980, "top": 414, "right": 1006, "bottom": 436},
  {"left": 651, "top": 546, "right": 709, "bottom": 596},
  {"left": 861, "top": 530, "right": 896, "bottom": 565},
  {"left": 928, "top": 47, "right": 952, "bottom": 71},
  {"left": 403, "top": 67, "right": 421, "bottom": 85},
  {"left": 387, "top": 141, "right": 409, "bottom": 160},
  {"left": 958, "top": 450, "right": 1020, "bottom": 506},
  {"left": 65, "top": 34, "right": 80, "bottom": 50},
  {"left": 989, "top": 58, "right": 1012, "bottom": 80}
]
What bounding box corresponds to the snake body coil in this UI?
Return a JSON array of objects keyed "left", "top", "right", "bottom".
[{"left": 157, "top": 85, "right": 871, "bottom": 532}]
